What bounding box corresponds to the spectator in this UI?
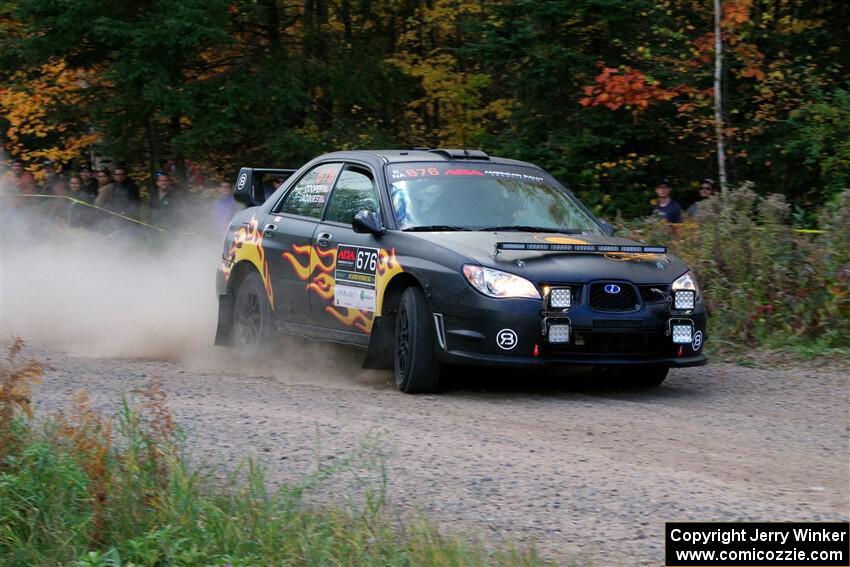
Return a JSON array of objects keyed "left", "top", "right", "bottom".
[
  {"left": 66, "top": 175, "right": 92, "bottom": 225},
  {"left": 264, "top": 176, "right": 286, "bottom": 201},
  {"left": 39, "top": 160, "right": 67, "bottom": 196},
  {"left": 687, "top": 178, "right": 715, "bottom": 217},
  {"left": 150, "top": 171, "right": 182, "bottom": 226},
  {"left": 1, "top": 159, "right": 37, "bottom": 208},
  {"left": 79, "top": 164, "right": 99, "bottom": 200},
  {"left": 211, "top": 180, "right": 239, "bottom": 234},
  {"left": 93, "top": 168, "right": 115, "bottom": 208},
  {"left": 112, "top": 165, "right": 141, "bottom": 219},
  {"left": 652, "top": 178, "right": 683, "bottom": 223}
]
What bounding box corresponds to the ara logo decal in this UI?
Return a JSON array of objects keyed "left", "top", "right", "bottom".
[
  {"left": 338, "top": 249, "right": 357, "bottom": 262},
  {"left": 692, "top": 330, "right": 703, "bottom": 351},
  {"left": 604, "top": 284, "right": 621, "bottom": 294},
  {"left": 497, "top": 328, "right": 518, "bottom": 350}
]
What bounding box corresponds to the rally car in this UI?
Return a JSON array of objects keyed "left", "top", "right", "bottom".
[{"left": 215, "top": 149, "right": 706, "bottom": 393}]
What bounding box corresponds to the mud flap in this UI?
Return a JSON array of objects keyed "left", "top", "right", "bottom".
[
  {"left": 362, "top": 315, "right": 394, "bottom": 369},
  {"left": 214, "top": 294, "right": 234, "bottom": 346}
]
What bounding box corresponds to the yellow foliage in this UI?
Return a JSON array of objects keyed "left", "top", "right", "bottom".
[{"left": 0, "top": 58, "right": 101, "bottom": 164}]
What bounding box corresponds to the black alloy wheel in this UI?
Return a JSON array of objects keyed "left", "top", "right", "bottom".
[
  {"left": 394, "top": 287, "right": 441, "bottom": 393},
  {"left": 233, "top": 271, "right": 273, "bottom": 353}
]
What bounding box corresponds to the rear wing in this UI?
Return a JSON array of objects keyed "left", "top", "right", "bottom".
[{"left": 233, "top": 167, "right": 298, "bottom": 207}]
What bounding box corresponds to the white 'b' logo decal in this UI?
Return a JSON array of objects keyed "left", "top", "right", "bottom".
[
  {"left": 692, "top": 330, "right": 703, "bottom": 351},
  {"left": 497, "top": 329, "right": 518, "bottom": 350}
]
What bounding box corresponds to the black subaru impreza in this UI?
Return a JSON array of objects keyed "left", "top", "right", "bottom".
[{"left": 215, "top": 149, "right": 706, "bottom": 393}]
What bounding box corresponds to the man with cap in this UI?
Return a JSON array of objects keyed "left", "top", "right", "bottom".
[{"left": 652, "top": 178, "right": 683, "bottom": 223}]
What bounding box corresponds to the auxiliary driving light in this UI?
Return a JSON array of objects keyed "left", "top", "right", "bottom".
[
  {"left": 548, "top": 323, "right": 571, "bottom": 344},
  {"left": 673, "top": 290, "right": 696, "bottom": 310},
  {"left": 550, "top": 288, "right": 571, "bottom": 309},
  {"left": 671, "top": 324, "right": 693, "bottom": 344}
]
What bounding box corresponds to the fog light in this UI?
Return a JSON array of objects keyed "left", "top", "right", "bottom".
[
  {"left": 672, "top": 324, "right": 693, "bottom": 344},
  {"left": 674, "top": 290, "right": 695, "bottom": 310},
  {"left": 548, "top": 323, "right": 571, "bottom": 344},
  {"left": 550, "top": 288, "right": 571, "bottom": 309}
]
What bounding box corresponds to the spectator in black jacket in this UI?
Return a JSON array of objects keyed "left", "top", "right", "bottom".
[
  {"left": 150, "top": 172, "right": 183, "bottom": 226},
  {"left": 112, "top": 165, "right": 141, "bottom": 219},
  {"left": 79, "top": 165, "right": 99, "bottom": 200}
]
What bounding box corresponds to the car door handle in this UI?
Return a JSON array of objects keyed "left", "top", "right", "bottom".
[
  {"left": 263, "top": 223, "right": 276, "bottom": 237},
  {"left": 317, "top": 232, "right": 334, "bottom": 248}
]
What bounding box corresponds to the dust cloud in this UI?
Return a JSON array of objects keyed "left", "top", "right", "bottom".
[
  {"left": 1, "top": 207, "right": 220, "bottom": 359},
  {"left": 0, "top": 205, "right": 389, "bottom": 389}
]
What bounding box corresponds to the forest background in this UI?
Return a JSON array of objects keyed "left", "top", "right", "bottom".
[{"left": 1, "top": 0, "right": 848, "bottom": 220}]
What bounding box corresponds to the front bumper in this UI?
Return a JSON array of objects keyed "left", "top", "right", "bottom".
[{"left": 433, "top": 285, "right": 708, "bottom": 368}]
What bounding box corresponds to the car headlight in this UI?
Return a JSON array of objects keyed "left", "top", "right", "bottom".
[
  {"left": 671, "top": 271, "right": 699, "bottom": 310},
  {"left": 671, "top": 271, "right": 700, "bottom": 294},
  {"left": 462, "top": 265, "right": 541, "bottom": 299}
]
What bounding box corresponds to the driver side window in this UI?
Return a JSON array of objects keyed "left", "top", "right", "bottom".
[{"left": 324, "top": 166, "right": 379, "bottom": 224}]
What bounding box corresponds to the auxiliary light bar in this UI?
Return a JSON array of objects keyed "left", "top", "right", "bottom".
[{"left": 496, "top": 243, "right": 667, "bottom": 254}]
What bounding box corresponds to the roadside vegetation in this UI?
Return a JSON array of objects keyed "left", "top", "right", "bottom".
[
  {"left": 624, "top": 187, "right": 850, "bottom": 359},
  {"left": 0, "top": 338, "right": 547, "bottom": 567}
]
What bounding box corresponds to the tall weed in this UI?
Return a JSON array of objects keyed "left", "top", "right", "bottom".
[{"left": 626, "top": 187, "right": 850, "bottom": 349}]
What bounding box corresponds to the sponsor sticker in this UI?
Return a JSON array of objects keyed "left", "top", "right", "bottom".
[
  {"left": 334, "top": 244, "right": 379, "bottom": 312},
  {"left": 692, "top": 330, "right": 703, "bottom": 351},
  {"left": 497, "top": 328, "right": 518, "bottom": 350},
  {"left": 237, "top": 172, "right": 248, "bottom": 190}
]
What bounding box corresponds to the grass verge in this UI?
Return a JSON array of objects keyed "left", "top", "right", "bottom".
[{"left": 1, "top": 338, "right": 547, "bottom": 567}]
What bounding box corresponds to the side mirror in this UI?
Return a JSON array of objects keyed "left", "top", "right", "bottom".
[
  {"left": 599, "top": 220, "right": 615, "bottom": 237},
  {"left": 352, "top": 210, "right": 384, "bottom": 235}
]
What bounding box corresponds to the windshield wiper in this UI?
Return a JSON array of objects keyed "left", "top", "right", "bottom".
[
  {"left": 478, "top": 225, "right": 584, "bottom": 234},
  {"left": 401, "top": 225, "right": 472, "bottom": 232}
]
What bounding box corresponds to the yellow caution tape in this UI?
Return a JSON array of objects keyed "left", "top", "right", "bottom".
[{"left": 4, "top": 193, "right": 166, "bottom": 232}]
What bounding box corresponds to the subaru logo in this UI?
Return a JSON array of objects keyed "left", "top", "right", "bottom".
[{"left": 604, "top": 284, "right": 621, "bottom": 294}]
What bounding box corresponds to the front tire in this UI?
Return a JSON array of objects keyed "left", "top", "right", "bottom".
[
  {"left": 233, "top": 271, "right": 273, "bottom": 353},
  {"left": 394, "top": 287, "right": 441, "bottom": 393}
]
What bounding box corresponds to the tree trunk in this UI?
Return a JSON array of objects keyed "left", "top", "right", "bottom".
[{"left": 714, "top": 0, "right": 728, "bottom": 192}]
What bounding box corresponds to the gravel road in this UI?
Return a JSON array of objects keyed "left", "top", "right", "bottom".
[{"left": 24, "top": 343, "right": 850, "bottom": 566}]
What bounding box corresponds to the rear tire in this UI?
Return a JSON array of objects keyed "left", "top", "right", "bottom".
[
  {"left": 233, "top": 271, "right": 273, "bottom": 353},
  {"left": 394, "top": 287, "right": 441, "bottom": 393}
]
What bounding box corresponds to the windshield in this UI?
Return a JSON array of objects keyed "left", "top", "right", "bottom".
[{"left": 385, "top": 163, "right": 601, "bottom": 233}]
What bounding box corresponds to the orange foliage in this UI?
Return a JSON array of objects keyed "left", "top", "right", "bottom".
[{"left": 579, "top": 64, "right": 682, "bottom": 112}]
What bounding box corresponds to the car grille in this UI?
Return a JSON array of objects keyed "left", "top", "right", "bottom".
[{"left": 589, "top": 282, "right": 640, "bottom": 312}]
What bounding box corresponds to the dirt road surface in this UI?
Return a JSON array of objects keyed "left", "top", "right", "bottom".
[{"left": 26, "top": 344, "right": 850, "bottom": 566}]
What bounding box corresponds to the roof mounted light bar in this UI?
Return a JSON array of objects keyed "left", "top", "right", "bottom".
[
  {"left": 495, "top": 242, "right": 667, "bottom": 254},
  {"left": 428, "top": 148, "right": 491, "bottom": 160}
]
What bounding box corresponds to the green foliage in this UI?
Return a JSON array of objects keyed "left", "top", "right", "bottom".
[
  {"left": 1, "top": 0, "right": 848, "bottom": 212},
  {"left": 787, "top": 87, "right": 850, "bottom": 200}
]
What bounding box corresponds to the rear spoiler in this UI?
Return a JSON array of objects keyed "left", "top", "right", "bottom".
[{"left": 233, "top": 167, "right": 298, "bottom": 207}]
